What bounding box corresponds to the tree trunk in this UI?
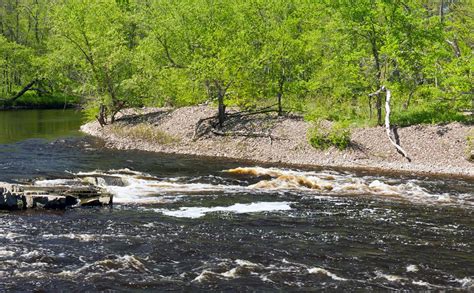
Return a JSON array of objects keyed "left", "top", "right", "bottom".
[
  {"left": 277, "top": 77, "right": 284, "bottom": 116},
  {"left": 217, "top": 92, "right": 226, "bottom": 128},
  {"left": 376, "top": 94, "right": 382, "bottom": 125},
  {"left": 384, "top": 87, "right": 410, "bottom": 160},
  {"left": 439, "top": 0, "right": 444, "bottom": 22},
  {"left": 277, "top": 92, "right": 282, "bottom": 116},
  {"left": 3, "top": 79, "right": 37, "bottom": 102},
  {"left": 96, "top": 104, "right": 107, "bottom": 127},
  {"left": 369, "top": 27, "right": 383, "bottom": 126},
  {"left": 212, "top": 80, "right": 228, "bottom": 128}
]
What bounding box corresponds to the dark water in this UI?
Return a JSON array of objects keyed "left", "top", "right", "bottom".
[{"left": 0, "top": 110, "right": 473, "bottom": 291}]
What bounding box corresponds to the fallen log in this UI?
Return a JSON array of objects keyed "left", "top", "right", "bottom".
[{"left": 210, "top": 129, "right": 283, "bottom": 141}]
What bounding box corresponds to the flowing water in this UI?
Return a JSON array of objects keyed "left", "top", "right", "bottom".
[{"left": 0, "top": 109, "right": 473, "bottom": 291}]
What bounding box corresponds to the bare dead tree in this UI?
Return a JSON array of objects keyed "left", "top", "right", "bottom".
[{"left": 370, "top": 86, "right": 411, "bottom": 161}]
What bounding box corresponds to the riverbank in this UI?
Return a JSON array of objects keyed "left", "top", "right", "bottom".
[{"left": 81, "top": 106, "right": 474, "bottom": 178}]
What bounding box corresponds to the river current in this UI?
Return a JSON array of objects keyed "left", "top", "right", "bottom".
[{"left": 0, "top": 110, "right": 473, "bottom": 291}]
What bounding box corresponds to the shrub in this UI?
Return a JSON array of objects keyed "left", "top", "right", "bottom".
[
  {"left": 308, "top": 121, "right": 351, "bottom": 150},
  {"left": 467, "top": 129, "right": 474, "bottom": 162}
]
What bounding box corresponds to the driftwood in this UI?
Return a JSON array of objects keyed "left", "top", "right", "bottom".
[
  {"left": 226, "top": 103, "right": 279, "bottom": 118},
  {"left": 193, "top": 115, "right": 218, "bottom": 140},
  {"left": 370, "top": 86, "right": 410, "bottom": 161},
  {"left": 210, "top": 129, "right": 283, "bottom": 143}
]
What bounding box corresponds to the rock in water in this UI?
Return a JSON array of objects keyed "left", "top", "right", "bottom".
[
  {"left": 0, "top": 181, "right": 113, "bottom": 211},
  {"left": 0, "top": 183, "right": 25, "bottom": 210}
]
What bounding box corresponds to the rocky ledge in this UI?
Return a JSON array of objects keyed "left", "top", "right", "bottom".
[{"left": 0, "top": 181, "right": 112, "bottom": 211}]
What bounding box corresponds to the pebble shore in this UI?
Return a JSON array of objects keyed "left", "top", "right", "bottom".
[{"left": 81, "top": 106, "right": 474, "bottom": 178}]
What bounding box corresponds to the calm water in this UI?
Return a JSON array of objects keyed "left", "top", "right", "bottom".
[
  {"left": 0, "top": 109, "right": 473, "bottom": 291},
  {"left": 0, "top": 109, "right": 84, "bottom": 144}
]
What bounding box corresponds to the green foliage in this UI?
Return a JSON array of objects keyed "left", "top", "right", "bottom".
[
  {"left": 0, "top": 35, "right": 35, "bottom": 97},
  {"left": 308, "top": 121, "right": 351, "bottom": 151},
  {"left": 391, "top": 104, "right": 471, "bottom": 127},
  {"left": 10, "top": 92, "right": 79, "bottom": 108},
  {"left": 0, "top": 0, "right": 472, "bottom": 127}
]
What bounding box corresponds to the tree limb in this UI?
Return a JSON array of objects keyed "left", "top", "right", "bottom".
[
  {"left": 210, "top": 128, "right": 283, "bottom": 141},
  {"left": 156, "top": 34, "right": 186, "bottom": 69},
  {"left": 0, "top": 79, "right": 37, "bottom": 102}
]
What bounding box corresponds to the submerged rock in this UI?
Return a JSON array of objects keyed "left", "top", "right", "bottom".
[{"left": 0, "top": 181, "right": 112, "bottom": 211}]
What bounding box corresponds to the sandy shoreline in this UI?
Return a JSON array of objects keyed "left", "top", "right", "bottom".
[{"left": 80, "top": 106, "right": 473, "bottom": 179}]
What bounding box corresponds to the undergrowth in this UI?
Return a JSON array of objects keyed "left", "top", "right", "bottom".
[
  {"left": 391, "top": 105, "right": 471, "bottom": 127},
  {"left": 308, "top": 120, "right": 351, "bottom": 150},
  {"left": 305, "top": 99, "right": 472, "bottom": 128},
  {"left": 110, "top": 123, "right": 178, "bottom": 145},
  {"left": 467, "top": 129, "right": 474, "bottom": 162}
]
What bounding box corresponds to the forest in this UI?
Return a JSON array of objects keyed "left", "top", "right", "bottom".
[{"left": 0, "top": 0, "right": 472, "bottom": 127}]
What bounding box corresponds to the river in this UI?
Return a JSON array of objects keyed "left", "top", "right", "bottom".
[{"left": 0, "top": 109, "right": 473, "bottom": 291}]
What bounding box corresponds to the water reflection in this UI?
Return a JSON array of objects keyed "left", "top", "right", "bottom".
[{"left": 0, "top": 109, "right": 84, "bottom": 144}]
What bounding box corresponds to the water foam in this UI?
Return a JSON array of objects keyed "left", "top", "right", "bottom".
[
  {"left": 308, "top": 267, "right": 347, "bottom": 281},
  {"left": 226, "top": 166, "right": 471, "bottom": 206},
  {"left": 157, "top": 201, "right": 293, "bottom": 218},
  {"left": 59, "top": 255, "right": 149, "bottom": 277},
  {"left": 74, "top": 169, "right": 248, "bottom": 204},
  {"left": 406, "top": 264, "right": 419, "bottom": 272}
]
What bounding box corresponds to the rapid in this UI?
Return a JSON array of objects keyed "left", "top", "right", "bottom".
[{"left": 0, "top": 109, "right": 472, "bottom": 291}]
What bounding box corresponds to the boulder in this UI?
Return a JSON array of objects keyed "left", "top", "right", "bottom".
[{"left": 0, "top": 183, "right": 25, "bottom": 210}]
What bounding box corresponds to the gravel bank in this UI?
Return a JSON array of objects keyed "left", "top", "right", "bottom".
[{"left": 81, "top": 106, "right": 474, "bottom": 178}]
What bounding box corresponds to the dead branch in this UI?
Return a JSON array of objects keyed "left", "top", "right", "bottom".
[
  {"left": 226, "top": 104, "right": 279, "bottom": 118},
  {"left": 192, "top": 104, "right": 282, "bottom": 141},
  {"left": 210, "top": 129, "right": 278, "bottom": 139},
  {"left": 446, "top": 39, "right": 461, "bottom": 58},
  {"left": 193, "top": 115, "right": 218, "bottom": 141},
  {"left": 371, "top": 86, "right": 410, "bottom": 161}
]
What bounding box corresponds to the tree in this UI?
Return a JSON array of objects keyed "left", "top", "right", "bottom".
[
  {"left": 322, "top": 0, "right": 451, "bottom": 124},
  {"left": 47, "top": 0, "right": 139, "bottom": 124},
  {"left": 0, "top": 34, "right": 34, "bottom": 99},
  {"left": 243, "top": 0, "right": 313, "bottom": 116},
  {"left": 140, "top": 0, "right": 252, "bottom": 127}
]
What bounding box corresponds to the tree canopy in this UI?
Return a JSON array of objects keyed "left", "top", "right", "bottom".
[{"left": 0, "top": 0, "right": 472, "bottom": 125}]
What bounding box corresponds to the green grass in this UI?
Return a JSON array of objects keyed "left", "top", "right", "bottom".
[
  {"left": 110, "top": 123, "right": 178, "bottom": 145},
  {"left": 305, "top": 100, "right": 472, "bottom": 128},
  {"left": 391, "top": 106, "right": 472, "bottom": 127}
]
